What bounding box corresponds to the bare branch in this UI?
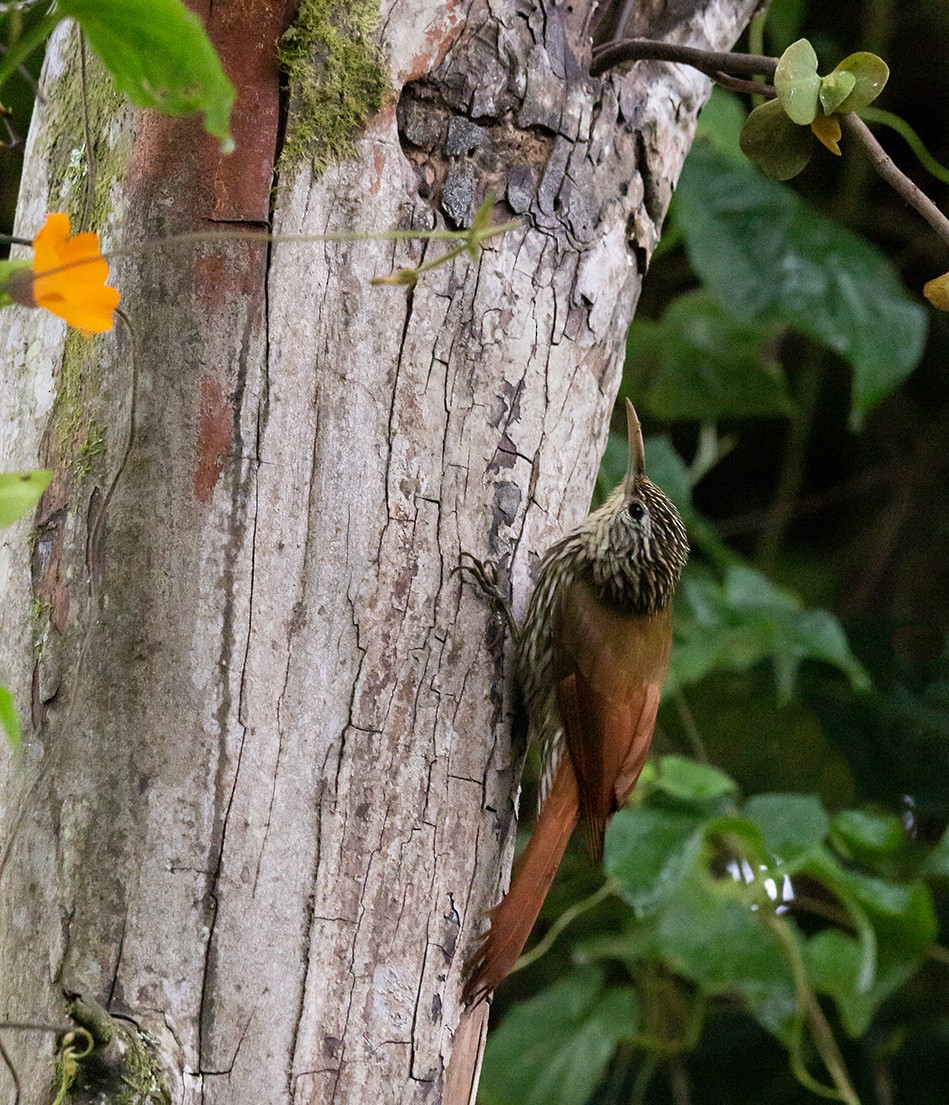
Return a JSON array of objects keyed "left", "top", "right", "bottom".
[
  {"left": 841, "top": 113, "right": 949, "bottom": 250},
  {"left": 592, "top": 38, "right": 777, "bottom": 80}
]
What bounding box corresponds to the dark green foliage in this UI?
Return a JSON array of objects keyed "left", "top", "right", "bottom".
[
  {"left": 482, "top": 760, "right": 945, "bottom": 1105},
  {"left": 631, "top": 292, "right": 793, "bottom": 420},
  {"left": 480, "top": 967, "right": 639, "bottom": 1105},
  {"left": 675, "top": 143, "right": 927, "bottom": 416}
]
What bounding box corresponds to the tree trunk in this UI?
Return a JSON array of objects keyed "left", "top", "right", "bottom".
[{"left": 0, "top": 0, "right": 758, "bottom": 1102}]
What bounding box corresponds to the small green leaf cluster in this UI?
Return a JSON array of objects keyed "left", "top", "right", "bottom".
[
  {"left": 480, "top": 757, "right": 945, "bottom": 1105},
  {"left": 740, "top": 39, "right": 889, "bottom": 180},
  {"left": 672, "top": 562, "right": 870, "bottom": 704},
  {"left": 371, "top": 197, "right": 521, "bottom": 286}
]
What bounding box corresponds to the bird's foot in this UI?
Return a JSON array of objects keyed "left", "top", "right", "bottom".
[{"left": 453, "top": 552, "right": 518, "bottom": 640}]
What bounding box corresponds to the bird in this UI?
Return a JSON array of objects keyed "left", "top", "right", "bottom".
[{"left": 463, "top": 399, "right": 689, "bottom": 1004}]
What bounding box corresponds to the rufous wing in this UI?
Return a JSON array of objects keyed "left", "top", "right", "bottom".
[
  {"left": 462, "top": 579, "right": 674, "bottom": 1004},
  {"left": 552, "top": 578, "right": 672, "bottom": 860}
]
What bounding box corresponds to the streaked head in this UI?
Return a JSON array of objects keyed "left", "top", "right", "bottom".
[{"left": 587, "top": 400, "right": 689, "bottom": 611}]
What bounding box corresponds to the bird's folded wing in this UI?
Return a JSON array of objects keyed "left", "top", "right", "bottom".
[{"left": 552, "top": 579, "right": 672, "bottom": 859}]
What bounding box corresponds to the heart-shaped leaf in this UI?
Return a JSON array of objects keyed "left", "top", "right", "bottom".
[
  {"left": 740, "top": 98, "right": 813, "bottom": 181},
  {"left": 775, "top": 38, "right": 821, "bottom": 125},
  {"left": 833, "top": 52, "right": 890, "bottom": 114}
]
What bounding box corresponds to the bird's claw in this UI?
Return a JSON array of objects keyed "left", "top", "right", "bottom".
[{"left": 454, "top": 551, "right": 518, "bottom": 639}]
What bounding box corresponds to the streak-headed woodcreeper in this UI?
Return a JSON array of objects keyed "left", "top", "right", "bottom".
[{"left": 463, "top": 400, "right": 689, "bottom": 1004}]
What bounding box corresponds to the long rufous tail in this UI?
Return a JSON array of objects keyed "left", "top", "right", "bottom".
[{"left": 462, "top": 758, "right": 580, "bottom": 1005}]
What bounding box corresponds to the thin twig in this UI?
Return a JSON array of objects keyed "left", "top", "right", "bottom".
[
  {"left": 668, "top": 1057, "right": 692, "bottom": 1105},
  {"left": 715, "top": 464, "right": 899, "bottom": 539},
  {"left": 840, "top": 114, "right": 949, "bottom": 248},
  {"left": 591, "top": 39, "right": 777, "bottom": 80},
  {"left": 711, "top": 72, "right": 776, "bottom": 97},
  {"left": 756, "top": 351, "right": 823, "bottom": 572},
  {"left": 592, "top": 38, "right": 949, "bottom": 261},
  {"left": 512, "top": 882, "right": 613, "bottom": 972},
  {"left": 631, "top": 1052, "right": 659, "bottom": 1105},
  {"left": 0, "top": 1023, "right": 71, "bottom": 1034},
  {"left": 767, "top": 913, "right": 862, "bottom": 1105},
  {"left": 672, "top": 691, "right": 710, "bottom": 765}
]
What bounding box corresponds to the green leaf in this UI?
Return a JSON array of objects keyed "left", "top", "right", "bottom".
[
  {"left": 0, "top": 469, "right": 51, "bottom": 527},
  {"left": 745, "top": 980, "right": 801, "bottom": 1045},
  {"left": 739, "top": 97, "right": 813, "bottom": 181},
  {"left": 921, "top": 826, "right": 949, "bottom": 878},
  {"left": 832, "top": 52, "right": 890, "bottom": 114},
  {"left": 744, "top": 793, "right": 830, "bottom": 866},
  {"left": 605, "top": 806, "right": 706, "bottom": 916},
  {"left": 479, "top": 967, "right": 638, "bottom": 1105},
  {"left": 765, "top": 0, "right": 808, "bottom": 55},
  {"left": 774, "top": 38, "right": 821, "bottom": 125},
  {"left": 801, "top": 862, "right": 937, "bottom": 1036},
  {"left": 0, "top": 686, "right": 20, "bottom": 752},
  {"left": 703, "top": 814, "right": 767, "bottom": 858},
  {"left": 676, "top": 143, "right": 928, "bottom": 413},
  {"left": 803, "top": 930, "right": 865, "bottom": 1032},
  {"left": 633, "top": 291, "right": 793, "bottom": 420},
  {"left": 818, "top": 69, "right": 856, "bottom": 115},
  {"left": 653, "top": 755, "right": 738, "bottom": 803},
  {"left": 831, "top": 808, "right": 904, "bottom": 863},
  {"left": 57, "top": 0, "right": 236, "bottom": 151},
  {"left": 653, "top": 870, "right": 796, "bottom": 1029},
  {"left": 670, "top": 563, "right": 869, "bottom": 699}
]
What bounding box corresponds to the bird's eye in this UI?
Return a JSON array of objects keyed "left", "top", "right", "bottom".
[{"left": 626, "top": 502, "right": 645, "bottom": 522}]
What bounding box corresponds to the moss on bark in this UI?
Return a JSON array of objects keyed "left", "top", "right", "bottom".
[{"left": 277, "top": 0, "right": 387, "bottom": 173}]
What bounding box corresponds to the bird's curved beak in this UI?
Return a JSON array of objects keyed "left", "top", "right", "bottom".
[{"left": 624, "top": 398, "right": 645, "bottom": 489}]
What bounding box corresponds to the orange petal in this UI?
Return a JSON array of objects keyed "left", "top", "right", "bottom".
[
  {"left": 32, "top": 213, "right": 71, "bottom": 274},
  {"left": 29, "top": 212, "right": 118, "bottom": 332}
]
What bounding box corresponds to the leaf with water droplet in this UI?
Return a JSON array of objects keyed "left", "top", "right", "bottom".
[
  {"left": 832, "top": 52, "right": 890, "bottom": 113},
  {"left": 775, "top": 38, "right": 821, "bottom": 125}
]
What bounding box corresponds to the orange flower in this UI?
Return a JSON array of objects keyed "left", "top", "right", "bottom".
[{"left": 25, "top": 213, "right": 119, "bottom": 333}]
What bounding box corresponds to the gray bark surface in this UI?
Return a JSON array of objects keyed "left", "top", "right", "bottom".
[{"left": 0, "top": 0, "right": 757, "bottom": 1102}]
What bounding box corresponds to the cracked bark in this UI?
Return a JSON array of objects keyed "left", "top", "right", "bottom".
[{"left": 0, "top": 0, "right": 757, "bottom": 1102}]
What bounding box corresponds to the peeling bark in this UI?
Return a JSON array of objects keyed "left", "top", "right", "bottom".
[{"left": 0, "top": 0, "right": 757, "bottom": 1102}]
